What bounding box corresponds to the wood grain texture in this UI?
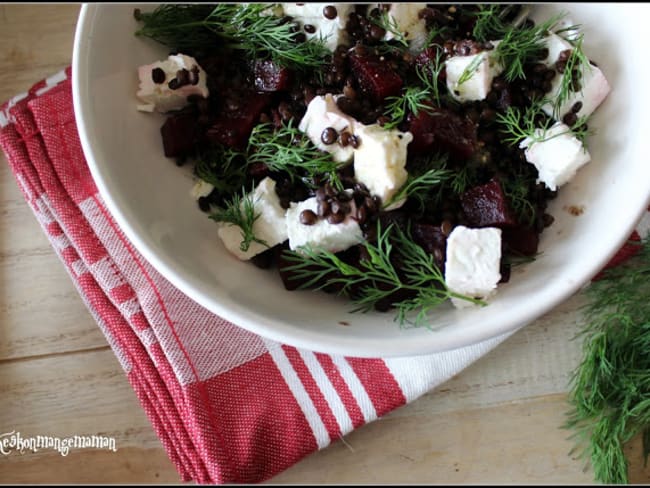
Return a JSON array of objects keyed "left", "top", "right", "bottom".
[{"left": 0, "top": 4, "right": 648, "bottom": 485}]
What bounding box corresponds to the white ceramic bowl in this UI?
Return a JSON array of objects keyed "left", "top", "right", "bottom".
[{"left": 72, "top": 3, "right": 650, "bottom": 358}]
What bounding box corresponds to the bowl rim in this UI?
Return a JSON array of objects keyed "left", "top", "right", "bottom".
[{"left": 72, "top": 3, "right": 650, "bottom": 358}]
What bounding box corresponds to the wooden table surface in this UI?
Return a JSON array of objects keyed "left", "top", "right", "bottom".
[{"left": 1, "top": 4, "right": 649, "bottom": 485}]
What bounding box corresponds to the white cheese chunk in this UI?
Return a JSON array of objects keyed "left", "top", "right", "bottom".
[
  {"left": 280, "top": 3, "right": 353, "bottom": 51},
  {"left": 519, "top": 122, "right": 591, "bottom": 191},
  {"left": 286, "top": 196, "right": 363, "bottom": 253},
  {"left": 298, "top": 93, "right": 358, "bottom": 163},
  {"left": 445, "top": 41, "right": 504, "bottom": 103},
  {"left": 190, "top": 179, "right": 214, "bottom": 200},
  {"left": 136, "top": 54, "right": 209, "bottom": 113},
  {"left": 539, "top": 33, "right": 611, "bottom": 120},
  {"left": 217, "top": 177, "right": 288, "bottom": 261},
  {"left": 352, "top": 123, "right": 413, "bottom": 208},
  {"left": 542, "top": 63, "right": 611, "bottom": 120},
  {"left": 444, "top": 225, "right": 502, "bottom": 309}
]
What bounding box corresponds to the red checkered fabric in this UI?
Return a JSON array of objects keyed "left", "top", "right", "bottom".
[{"left": 1, "top": 68, "right": 647, "bottom": 483}]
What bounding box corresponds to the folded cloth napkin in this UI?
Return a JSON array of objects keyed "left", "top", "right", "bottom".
[{"left": 1, "top": 67, "right": 647, "bottom": 484}]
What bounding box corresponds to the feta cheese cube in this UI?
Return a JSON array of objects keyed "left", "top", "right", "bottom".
[
  {"left": 280, "top": 3, "right": 353, "bottom": 51},
  {"left": 298, "top": 93, "right": 358, "bottom": 163},
  {"left": 217, "top": 177, "right": 288, "bottom": 260},
  {"left": 352, "top": 123, "right": 413, "bottom": 207},
  {"left": 519, "top": 122, "right": 591, "bottom": 191},
  {"left": 542, "top": 62, "right": 611, "bottom": 120},
  {"left": 190, "top": 179, "right": 214, "bottom": 200},
  {"left": 539, "top": 33, "right": 611, "bottom": 120},
  {"left": 286, "top": 196, "right": 363, "bottom": 253},
  {"left": 377, "top": 3, "right": 428, "bottom": 51},
  {"left": 445, "top": 41, "right": 504, "bottom": 103},
  {"left": 136, "top": 54, "right": 209, "bottom": 113},
  {"left": 444, "top": 225, "right": 502, "bottom": 309}
]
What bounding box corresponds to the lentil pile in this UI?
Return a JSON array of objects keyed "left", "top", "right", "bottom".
[{"left": 134, "top": 4, "right": 600, "bottom": 320}]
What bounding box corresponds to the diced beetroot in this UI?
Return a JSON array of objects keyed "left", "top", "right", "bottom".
[
  {"left": 407, "top": 106, "right": 478, "bottom": 161},
  {"left": 502, "top": 226, "right": 540, "bottom": 256},
  {"left": 349, "top": 52, "right": 403, "bottom": 103},
  {"left": 206, "top": 92, "right": 271, "bottom": 149},
  {"left": 414, "top": 46, "right": 446, "bottom": 83},
  {"left": 160, "top": 113, "right": 199, "bottom": 158},
  {"left": 411, "top": 222, "right": 447, "bottom": 271},
  {"left": 254, "top": 60, "right": 292, "bottom": 92},
  {"left": 461, "top": 178, "right": 518, "bottom": 228}
]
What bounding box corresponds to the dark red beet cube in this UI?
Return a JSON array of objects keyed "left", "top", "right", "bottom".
[
  {"left": 254, "top": 60, "right": 292, "bottom": 92},
  {"left": 349, "top": 52, "right": 403, "bottom": 103},
  {"left": 160, "top": 113, "right": 199, "bottom": 158},
  {"left": 411, "top": 222, "right": 448, "bottom": 271},
  {"left": 206, "top": 92, "right": 271, "bottom": 149},
  {"left": 407, "top": 106, "right": 478, "bottom": 161},
  {"left": 461, "top": 178, "right": 518, "bottom": 228},
  {"left": 502, "top": 226, "right": 540, "bottom": 256}
]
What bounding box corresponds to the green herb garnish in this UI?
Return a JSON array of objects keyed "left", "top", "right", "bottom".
[
  {"left": 193, "top": 145, "right": 248, "bottom": 201},
  {"left": 554, "top": 32, "right": 592, "bottom": 118},
  {"left": 134, "top": 4, "right": 330, "bottom": 71},
  {"left": 372, "top": 9, "right": 409, "bottom": 49},
  {"left": 281, "top": 221, "right": 484, "bottom": 327},
  {"left": 565, "top": 237, "right": 650, "bottom": 484},
  {"left": 247, "top": 122, "right": 342, "bottom": 190},
  {"left": 384, "top": 168, "right": 452, "bottom": 211},
  {"left": 209, "top": 185, "right": 267, "bottom": 252},
  {"left": 457, "top": 54, "right": 486, "bottom": 86},
  {"left": 382, "top": 86, "right": 434, "bottom": 130}
]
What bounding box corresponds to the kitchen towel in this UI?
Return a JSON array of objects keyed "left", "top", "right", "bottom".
[{"left": 1, "top": 67, "right": 647, "bottom": 484}]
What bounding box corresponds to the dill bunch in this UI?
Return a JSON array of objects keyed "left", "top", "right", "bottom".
[
  {"left": 134, "top": 4, "right": 330, "bottom": 71},
  {"left": 565, "top": 237, "right": 650, "bottom": 484}
]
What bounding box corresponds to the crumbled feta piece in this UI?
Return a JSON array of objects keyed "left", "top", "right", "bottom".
[
  {"left": 445, "top": 41, "right": 504, "bottom": 102},
  {"left": 217, "top": 177, "right": 288, "bottom": 260},
  {"left": 539, "top": 33, "right": 611, "bottom": 120},
  {"left": 298, "top": 93, "right": 358, "bottom": 163},
  {"left": 444, "top": 225, "right": 502, "bottom": 309},
  {"left": 280, "top": 3, "right": 353, "bottom": 51},
  {"left": 352, "top": 123, "right": 413, "bottom": 208},
  {"left": 519, "top": 122, "right": 591, "bottom": 191},
  {"left": 378, "top": 3, "right": 428, "bottom": 51},
  {"left": 190, "top": 179, "right": 214, "bottom": 200},
  {"left": 286, "top": 196, "right": 363, "bottom": 253},
  {"left": 542, "top": 63, "right": 611, "bottom": 120},
  {"left": 136, "top": 54, "right": 209, "bottom": 113}
]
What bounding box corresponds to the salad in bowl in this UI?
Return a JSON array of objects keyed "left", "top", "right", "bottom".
[
  {"left": 73, "top": 3, "right": 650, "bottom": 357},
  {"left": 132, "top": 3, "right": 610, "bottom": 325}
]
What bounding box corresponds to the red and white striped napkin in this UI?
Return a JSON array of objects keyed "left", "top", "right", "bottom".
[{"left": 2, "top": 68, "right": 647, "bottom": 484}]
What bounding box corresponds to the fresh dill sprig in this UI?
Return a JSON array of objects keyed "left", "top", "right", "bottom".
[
  {"left": 471, "top": 4, "right": 511, "bottom": 42},
  {"left": 497, "top": 98, "right": 594, "bottom": 151},
  {"left": 565, "top": 237, "right": 650, "bottom": 484},
  {"left": 384, "top": 168, "right": 452, "bottom": 211},
  {"left": 494, "top": 13, "right": 566, "bottom": 82},
  {"left": 457, "top": 54, "right": 486, "bottom": 86},
  {"left": 382, "top": 86, "right": 433, "bottom": 130},
  {"left": 554, "top": 32, "right": 592, "bottom": 118},
  {"left": 209, "top": 185, "right": 267, "bottom": 252},
  {"left": 372, "top": 10, "right": 409, "bottom": 49},
  {"left": 415, "top": 49, "right": 445, "bottom": 106},
  {"left": 134, "top": 4, "right": 330, "bottom": 71},
  {"left": 247, "top": 122, "right": 342, "bottom": 190},
  {"left": 193, "top": 145, "right": 248, "bottom": 200},
  {"left": 502, "top": 174, "right": 538, "bottom": 227},
  {"left": 282, "top": 221, "right": 484, "bottom": 327}
]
